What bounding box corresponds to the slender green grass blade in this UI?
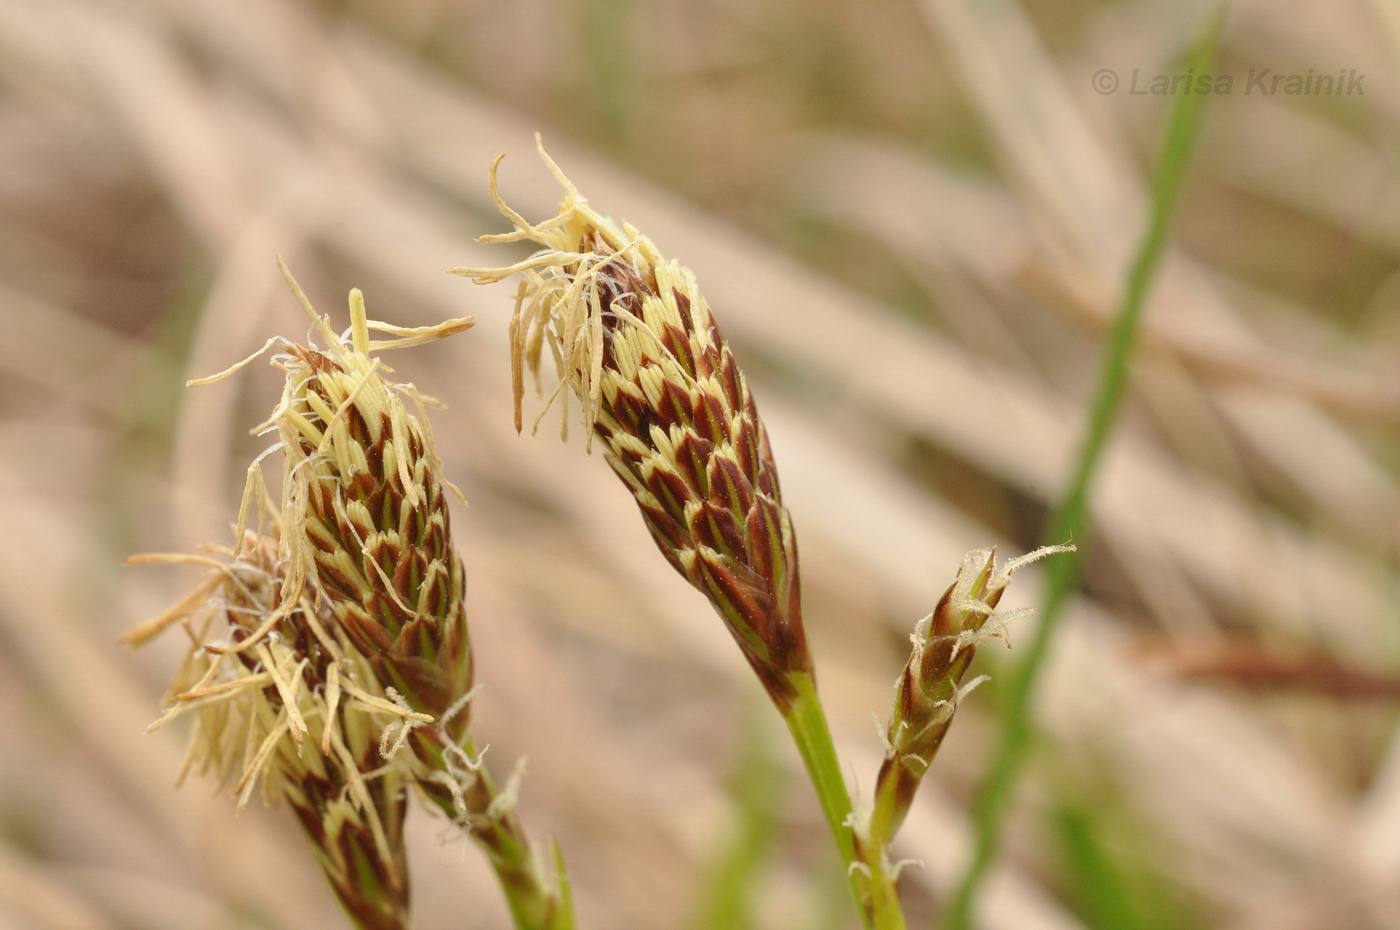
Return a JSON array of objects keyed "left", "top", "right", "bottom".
[
  {"left": 940, "top": 8, "right": 1226, "bottom": 928},
  {"left": 690, "top": 707, "right": 784, "bottom": 930},
  {"left": 1044, "top": 753, "right": 1203, "bottom": 930},
  {"left": 1053, "top": 803, "right": 1141, "bottom": 930},
  {"left": 1049, "top": 797, "right": 1199, "bottom": 930}
]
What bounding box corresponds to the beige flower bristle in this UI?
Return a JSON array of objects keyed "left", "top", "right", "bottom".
[{"left": 126, "top": 530, "right": 414, "bottom": 930}]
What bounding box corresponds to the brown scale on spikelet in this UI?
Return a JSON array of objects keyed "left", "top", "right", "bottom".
[
  {"left": 452, "top": 139, "right": 810, "bottom": 709},
  {"left": 123, "top": 530, "right": 419, "bottom": 930},
  {"left": 861, "top": 545, "right": 1070, "bottom": 855}
]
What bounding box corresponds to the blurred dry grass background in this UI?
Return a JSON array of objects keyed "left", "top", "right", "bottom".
[{"left": 2, "top": 0, "right": 1400, "bottom": 928}]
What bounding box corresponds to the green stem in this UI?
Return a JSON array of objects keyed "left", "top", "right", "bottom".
[
  {"left": 415, "top": 735, "right": 571, "bottom": 930},
  {"left": 941, "top": 9, "right": 1224, "bottom": 929},
  {"left": 783, "top": 673, "right": 907, "bottom": 930},
  {"left": 865, "top": 854, "right": 908, "bottom": 930}
]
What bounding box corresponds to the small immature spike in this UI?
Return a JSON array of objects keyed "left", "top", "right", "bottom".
[{"left": 864, "top": 545, "right": 1071, "bottom": 853}]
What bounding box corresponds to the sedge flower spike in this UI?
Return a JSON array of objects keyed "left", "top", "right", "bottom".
[
  {"left": 137, "top": 269, "right": 574, "bottom": 930},
  {"left": 252, "top": 264, "right": 477, "bottom": 736},
  {"left": 259, "top": 274, "right": 573, "bottom": 929},
  {"left": 452, "top": 140, "right": 812, "bottom": 709}
]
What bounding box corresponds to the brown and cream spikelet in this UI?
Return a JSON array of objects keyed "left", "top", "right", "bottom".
[
  {"left": 123, "top": 530, "right": 422, "bottom": 930},
  {"left": 183, "top": 269, "right": 572, "bottom": 930},
  {"left": 452, "top": 140, "right": 811, "bottom": 709},
  {"left": 248, "top": 267, "right": 477, "bottom": 740},
  {"left": 864, "top": 545, "right": 1070, "bottom": 851}
]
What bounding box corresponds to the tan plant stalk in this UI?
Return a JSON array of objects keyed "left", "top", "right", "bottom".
[
  {"left": 862, "top": 545, "right": 1070, "bottom": 860},
  {"left": 451, "top": 142, "right": 903, "bottom": 930},
  {"left": 123, "top": 530, "right": 416, "bottom": 930}
]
